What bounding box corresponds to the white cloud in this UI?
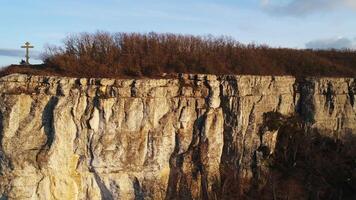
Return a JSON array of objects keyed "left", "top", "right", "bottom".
[
  {"left": 262, "top": 0, "right": 356, "bottom": 16},
  {"left": 345, "top": 0, "right": 356, "bottom": 8},
  {"left": 261, "top": 0, "right": 270, "bottom": 6},
  {"left": 305, "top": 37, "right": 356, "bottom": 49}
]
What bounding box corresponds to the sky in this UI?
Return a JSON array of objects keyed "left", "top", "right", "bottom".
[{"left": 1, "top": 0, "right": 356, "bottom": 66}]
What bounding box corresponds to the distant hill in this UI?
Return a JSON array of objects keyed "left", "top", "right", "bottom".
[{"left": 1, "top": 32, "right": 356, "bottom": 78}]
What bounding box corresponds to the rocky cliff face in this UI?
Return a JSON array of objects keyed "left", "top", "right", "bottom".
[{"left": 0, "top": 74, "right": 355, "bottom": 200}]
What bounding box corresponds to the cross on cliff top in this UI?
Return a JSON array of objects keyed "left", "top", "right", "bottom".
[{"left": 21, "top": 42, "right": 34, "bottom": 65}]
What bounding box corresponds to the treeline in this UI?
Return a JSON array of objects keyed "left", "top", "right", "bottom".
[{"left": 3, "top": 32, "right": 356, "bottom": 78}]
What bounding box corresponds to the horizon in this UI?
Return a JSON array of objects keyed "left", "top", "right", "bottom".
[{"left": 1, "top": 0, "right": 356, "bottom": 66}]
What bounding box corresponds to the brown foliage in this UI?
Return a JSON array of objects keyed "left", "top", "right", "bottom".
[
  {"left": 2, "top": 31, "right": 356, "bottom": 78},
  {"left": 255, "top": 113, "right": 356, "bottom": 200},
  {"left": 217, "top": 111, "right": 356, "bottom": 199},
  {"left": 0, "top": 64, "right": 62, "bottom": 77}
]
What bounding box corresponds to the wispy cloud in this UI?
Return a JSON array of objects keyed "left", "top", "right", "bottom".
[
  {"left": 0, "top": 49, "right": 24, "bottom": 57},
  {"left": 262, "top": 0, "right": 356, "bottom": 16},
  {"left": 305, "top": 37, "right": 356, "bottom": 49},
  {"left": 0, "top": 48, "right": 41, "bottom": 60}
]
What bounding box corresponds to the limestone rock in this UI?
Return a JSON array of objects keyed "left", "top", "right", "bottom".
[{"left": 0, "top": 73, "right": 355, "bottom": 199}]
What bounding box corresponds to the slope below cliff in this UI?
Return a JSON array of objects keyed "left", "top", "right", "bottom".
[{"left": 0, "top": 74, "right": 355, "bottom": 199}]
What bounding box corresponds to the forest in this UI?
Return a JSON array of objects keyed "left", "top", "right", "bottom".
[{"left": 1, "top": 32, "right": 356, "bottom": 78}]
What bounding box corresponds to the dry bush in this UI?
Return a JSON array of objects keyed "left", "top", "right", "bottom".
[
  {"left": 256, "top": 113, "right": 356, "bottom": 200},
  {"left": 41, "top": 32, "right": 356, "bottom": 78},
  {"left": 2, "top": 31, "right": 356, "bottom": 78},
  {"left": 219, "top": 112, "right": 356, "bottom": 199}
]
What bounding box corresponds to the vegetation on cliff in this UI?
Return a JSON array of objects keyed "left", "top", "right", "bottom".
[
  {"left": 252, "top": 112, "right": 356, "bottom": 199},
  {"left": 1, "top": 32, "right": 356, "bottom": 78}
]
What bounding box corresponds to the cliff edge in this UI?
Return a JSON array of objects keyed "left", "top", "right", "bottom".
[{"left": 0, "top": 74, "right": 355, "bottom": 199}]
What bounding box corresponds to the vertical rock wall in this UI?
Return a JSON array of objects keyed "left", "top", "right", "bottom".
[{"left": 0, "top": 74, "right": 355, "bottom": 199}]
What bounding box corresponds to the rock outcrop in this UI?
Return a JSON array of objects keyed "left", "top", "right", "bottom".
[{"left": 0, "top": 74, "right": 355, "bottom": 199}]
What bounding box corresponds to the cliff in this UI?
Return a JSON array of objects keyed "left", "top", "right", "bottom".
[{"left": 0, "top": 74, "right": 355, "bottom": 199}]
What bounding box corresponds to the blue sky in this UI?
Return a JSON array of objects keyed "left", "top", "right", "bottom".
[{"left": 1, "top": 0, "right": 356, "bottom": 66}]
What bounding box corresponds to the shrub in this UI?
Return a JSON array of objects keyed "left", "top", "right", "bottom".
[{"left": 3, "top": 31, "right": 356, "bottom": 78}]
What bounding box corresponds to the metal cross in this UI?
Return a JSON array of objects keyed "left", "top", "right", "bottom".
[{"left": 21, "top": 42, "right": 34, "bottom": 64}]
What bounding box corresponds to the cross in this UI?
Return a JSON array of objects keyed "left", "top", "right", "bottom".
[{"left": 21, "top": 42, "right": 34, "bottom": 64}]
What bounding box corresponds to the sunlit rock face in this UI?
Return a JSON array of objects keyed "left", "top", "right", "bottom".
[{"left": 0, "top": 74, "right": 355, "bottom": 199}]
